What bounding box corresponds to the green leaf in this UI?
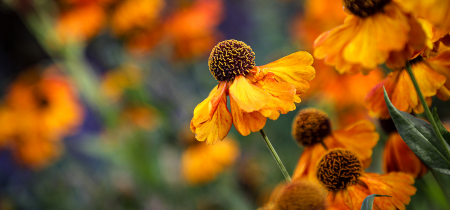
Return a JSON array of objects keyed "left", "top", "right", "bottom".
[
  {"left": 361, "top": 194, "right": 391, "bottom": 210},
  {"left": 383, "top": 87, "right": 450, "bottom": 175},
  {"left": 432, "top": 108, "right": 450, "bottom": 146}
]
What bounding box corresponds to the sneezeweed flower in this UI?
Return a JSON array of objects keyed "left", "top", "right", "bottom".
[
  {"left": 190, "top": 40, "right": 315, "bottom": 144},
  {"left": 56, "top": 3, "right": 106, "bottom": 43},
  {"left": 383, "top": 132, "right": 428, "bottom": 179},
  {"left": 314, "top": 0, "right": 426, "bottom": 74},
  {"left": 291, "top": 108, "right": 379, "bottom": 182},
  {"left": 317, "top": 149, "right": 416, "bottom": 210},
  {"left": 0, "top": 68, "right": 84, "bottom": 168},
  {"left": 365, "top": 51, "right": 450, "bottom": 119},
  {"left": 259, "top": 180, "right": 327, "bottom": 210},
  {"left": 181, "top": 136, "right": 239, "bottom": 185}
]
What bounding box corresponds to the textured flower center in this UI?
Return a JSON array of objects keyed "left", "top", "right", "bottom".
[
  {"left": 317, "top": 149, "right": 362, "bottom": 191},
  {"left": 275, "top": 181, "right": 326, "bottom": 210},
  {"left": 208, "top": 40, "right": 256, "bottom": 81},
  {"left": 292, "top": 108, "right": 332, "bottom": 147},
  {"left": 344, "top": 0, "right": 391, "bottom": 18}
]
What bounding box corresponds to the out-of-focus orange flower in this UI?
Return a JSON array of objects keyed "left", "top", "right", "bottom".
[
  {"left": 259, "top": 180, "right": 327, "bottom": 210},
  {"left": 291, "top": 109, "right": 379, "bottom": 182},
  {"left": 56, "top": 3, "right": 106, "bottom": 43},
  {"left": 317, "top": 149, "right": 416, "bottom": 210},
  {"left": 383, "top": 132, "right": 428, "bottom": 178},
  {"left": 127, "top": 0, "right": 224, "bottom": 59},
  {"left": 292, "top": 0, "right": 347, "bottom": 49},
  {"left": 163, "top": 0, "right": 223, "bottom": 59},
  {"left": 365, "top": 54, "right": 449, "bottom": 119},
  {"left": 0, "top": 67, "right": 84, "bottom": 169},
  {"left": 101, "top": 64, "right": 143, "bottom": 102},
  {"left": 181, "top": 136, "right": 239, "bottom": 185},
  {"left": 111, "top": 0, "right": 164, "bottom": 36},
  {"left": 314, "top": 0, "right": 426, "bottom": 74},
  {"left": 190, "top": 40, "right": 315, "bottom": 144},
  {"left": 397, "top": 0, "right": 450, "bottom": 31},
  {"left": 302, "top": 60, "right": 384, "bottom": 126}
]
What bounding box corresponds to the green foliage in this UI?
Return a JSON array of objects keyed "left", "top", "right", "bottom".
[
  {"left": 360, "top": 194, "right": 390, "bottom": 210},
  {"left": 432, "top": 108, "right": 450, "bottom": 146},
  {"left": 383, "top": 87, "right": 450, "bottom": 175}
]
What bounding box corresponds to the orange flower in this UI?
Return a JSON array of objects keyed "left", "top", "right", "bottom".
[
  {"left": 383, "top": 132, "right": 428, "bottom": 178},
  {"left": 190, "top": 40, "right": 315, "bottom": 144},
  {"left": 314, "top": 0, "right": 426, "bottom": 74},
  {"left": 111, "top": 0, "right": 164, "bottom": 36},
  {"left": 56, "top": 3, "right": 105, "bottom": 43},
  {"left": 301, "top": 60, "right": 384, "bottom": 126},
  {"left": 259, "top": 180, "right": 327, "bottom": 210},
  {"left": 291, "top": 109, "right": 379, "bottom": 182},
  {"left": 397, "top": 0, "right": 450, "bottom": 31},
  {"left": 292, "top": 0, "right": 347, "bottom": 49},
  {"left": 163, "top": 0, "right": 223, "bottom": 59},
  {"left": 318, "top": 149, "right": 416, "bottom": 210},
  {"left": 181, "top": 136, "right": 239, "bottom": 185},
  {"left": 365, "top": 54, "right": 449, "bottom": 119},
  {"left": 0, "top": 68, "right": 84, "bottom": 168}
]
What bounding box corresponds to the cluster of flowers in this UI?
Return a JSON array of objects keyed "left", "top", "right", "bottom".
[
  {"left": 189, "top": 0, "right": 450, "bottom": 208},
  {"left": 55, "top": 0, "right": 223, "bottom": 59}
]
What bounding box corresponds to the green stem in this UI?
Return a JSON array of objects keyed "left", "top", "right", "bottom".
[
  {"left": 405, "top": 61, "right": 450, "bottom": 159},
  {"left": 259, "top": 129, "right": 292, "bottom": 183},
  {"left": 431, "top": 170, "right": 450, "bottom": 205}
]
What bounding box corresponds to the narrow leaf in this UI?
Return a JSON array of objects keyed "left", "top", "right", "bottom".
[
  {"left": 383, "top": 87, "right": 450, "bottom": 175},
  {"left": 361, "top": 194, "right": 391, "bottom": 210},
  {"left": 432, "top": 108, "right": 450, "bottom": 146}
]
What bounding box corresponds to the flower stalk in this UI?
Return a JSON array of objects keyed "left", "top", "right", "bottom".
[
  {"left": 259, "top": 129, "right": 292, "bottom": 182},
  {"left": 405, "top": 61, "right": 450, "bottom": 159}
]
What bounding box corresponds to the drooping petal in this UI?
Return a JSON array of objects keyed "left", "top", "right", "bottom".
[
  {"left": 228, "top": 75, "right": 271, "bottom": 113},
  {"left": 191, "top": 83, "right": 232, "bottom": 144},
  {"left": 382, "top": 132, "right": 428, "bottom": 178},
  {"left": 396, "top": 0, "right": 450, "bottom": 31},
  {"left": 191, "top": 82, "right": 228, "bottom": 130},
  {"left": 230, "top": 96, "right": 266, "bottom": 136},
  {"left": 258, "top": 51, "right": 315, "bottom": 95},
  {"left": 326, "top": 190, "right": 353, "bottom": 210},
  {"left": 346, "top": 184, "right": 372, "bottom": 210},
  {"left": 328, "top": 120, "right": 379, "bottom": 168},
  {"left": 360, "top": 173, "right": 416, "bottom": 210},
  {"left": 428, "top": 50, "right": 450, "bottom": 100},
  {"left": 365, "top": 61, "right": 446, "bottom": 118},
  {"left": 256, "top": 76, "right": 297, "bottom": 120}
]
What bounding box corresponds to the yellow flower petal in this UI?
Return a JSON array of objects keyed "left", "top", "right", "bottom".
[
  {"left": 230, "top": 97, "right": 266, "bottom": 136},
  {"left": 259, "top": 51, "right": 315, "bottom": 95},
  {"left": 228, "top": 75, "right": 271, "bottom": 113},
  {"left": 193, "top": 92, "right": 232, "bottom": 144}
]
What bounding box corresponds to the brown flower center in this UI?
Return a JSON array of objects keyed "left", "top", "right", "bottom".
[
  {"left": 317, "top": 149, "right": 362, "bottom": 192},
  {"left": 343, "top": 0, "right": 391, "bottom": 18},
  {"left": 292, "top": 108, "right": 332, "bottom": 147},
  {"left": 275, "top": 180, "right": 327, "bottom": 210},
  {"left": 208, "top": 40, "right": 255, "bottom": 81}
]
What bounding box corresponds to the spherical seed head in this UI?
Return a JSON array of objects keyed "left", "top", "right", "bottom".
[
  {"left": 344, "top": 0, "right": 391, "bottom": 18},
  {"left": 317, "top": 149, "right": 362, "bottom": 192},
  {"left": 208, "top": 40, "right": 256, "bottom": 81},
  {"left": 275, "top": 181, "right": 327, "bottom": 210},
  {"left": 292, "top": 108, "right": 332, "bottom": 147}
]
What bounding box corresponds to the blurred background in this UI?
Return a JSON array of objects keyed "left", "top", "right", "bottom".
[{"left": 0, "top": 0, "right": 449, "bottom": 209}]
